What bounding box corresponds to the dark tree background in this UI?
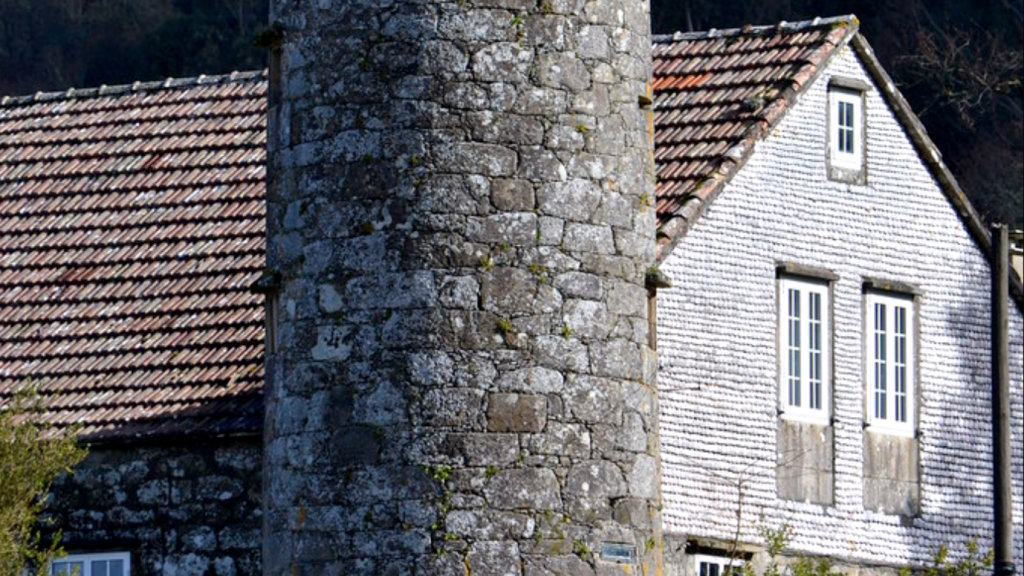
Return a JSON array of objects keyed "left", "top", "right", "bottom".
[{"left": 1, "top": 0, "right": 1021, "bottom": 226}]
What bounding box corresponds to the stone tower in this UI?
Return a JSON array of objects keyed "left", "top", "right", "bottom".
[{"left": 263, "top": 0, "right": 660, "bottom": 572}]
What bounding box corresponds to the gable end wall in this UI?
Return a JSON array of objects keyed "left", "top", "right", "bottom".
[{"left": 657, "top": 45, "right": 1024, "bottom": 567}]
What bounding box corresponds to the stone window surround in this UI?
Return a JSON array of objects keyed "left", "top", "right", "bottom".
[
  {"left": 862, "top": 284, "right": 920, "bottom": 438},
  {"left": 776, "top": 267, "right": 835, "bottom": 426},
  {"left": 826, "top": 76, "right": 870, "bottom": 184},
  {"left": 52, "top": 551, "right": 131, "bottom": 576}
]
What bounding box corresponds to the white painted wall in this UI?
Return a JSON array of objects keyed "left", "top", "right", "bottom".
[{"left": 657, "top": 43, "right": 1024, "bottom": 568}]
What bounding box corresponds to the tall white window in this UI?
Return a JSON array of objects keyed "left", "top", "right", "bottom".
[
  {"left": 829, "top": 88, "right": 863, "bottom": 171},
  {"left": 778, "top": 277, "right": 831, "bottom": 423},
  {"left": 52, "top": 552, "right": 130, "bottom": 576},
  {"left": 865, "top": 292, "right": 915, "bottom": 436}
]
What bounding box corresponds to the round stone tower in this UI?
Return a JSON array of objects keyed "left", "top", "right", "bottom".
[{"left": 263, "top": 0, "right": 661, "bottom": 573}]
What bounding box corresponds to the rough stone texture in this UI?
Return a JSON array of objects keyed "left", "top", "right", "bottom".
[
  {"left": 863, "top": 432, "right": 919, "bottom": 517},
  {"left": 44, "top": 438, "right": 262, "bottom": 576},
  {"left": 777, "top": 421, "right": 834, "bottom": 505},
  {"left": 264, "top": 0, "right": 661, "bottom": 573},
  {"left": 657, "top": 46, "right": 1024, "bottom": 568}
]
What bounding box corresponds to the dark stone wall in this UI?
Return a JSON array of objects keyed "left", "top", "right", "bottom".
[
  {"left": 45, "top": 437, "right": 262, "bottom": 576},
  {"left": 264, "top": 0, "right": 661, "bottom": 573}
]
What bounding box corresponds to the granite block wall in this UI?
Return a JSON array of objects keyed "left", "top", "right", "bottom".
[
  {"left": 45, "top": 437, "right": 262, "bottom": 576},
  {"left": 263, "top": 0, "right": 662, "bottom": 573}
]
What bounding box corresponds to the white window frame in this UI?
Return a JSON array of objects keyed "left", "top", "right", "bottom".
[
  {"left": 778, "top": 276, "right": 831, "bottom": 425},
  {"left": 694, "top": 553, "right": 744, "bottom": 576},
  {"left": 864, "top": 291, "right": 915, "bottom": 437},
  {"left": 51, "top": 552, "right": 130, "bottom": 576},
  {"left": 829, "top": 88, "right": 863, "bottom": 171}
]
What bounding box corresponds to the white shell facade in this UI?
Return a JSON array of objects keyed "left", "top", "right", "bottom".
[{"left": 657, "top": 45, "right": 1024, "bottom": 567}]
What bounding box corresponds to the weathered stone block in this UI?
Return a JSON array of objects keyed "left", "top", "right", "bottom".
[
  {"left": 484, "top": 469, "right": 561, "bottom": 510},
  {"left": 487, "top": 393, "right": 548, "bottom": 432}
]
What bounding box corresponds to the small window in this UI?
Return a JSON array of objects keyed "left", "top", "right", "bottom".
[
  {"left": 829, "top": 88, "right": 863, "bottom": 172},
  {"left": 778, "top": 276, "right": 831, "bottom": 423},
  {"left": 52, "top": 553, "right": 130, "bottom": 576},
  {"left": 864, "top": 291, "right": 915, "bottom": 436},
  {"left": 695, "top": 554, "right": 744, "bottom": 576}
]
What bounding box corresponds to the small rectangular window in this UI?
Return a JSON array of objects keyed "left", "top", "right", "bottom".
[
  {"left": 52, "top": 553, "right": 130, "bottom": 576},
  {"left": 778, "top": 276, "right": 831, "bottom": 424},
  {"left": 829, "top": 88, "right": 864, "bottom": 173},
  {"left": 865, "top": 292, "right": 915, "bottom": 436},
  {"left": 695, "top": 554, "right": 744, "bottom": 576}
]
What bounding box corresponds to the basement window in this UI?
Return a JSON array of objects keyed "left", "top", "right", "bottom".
[
  {"left": 52, "top": 552, "right": 130, "bottom": 576},
  {"left": 695, "top": 554, "right": 744, "bottom": 576},
  {"left": 864, "top": 291, "right": 916, "bottom": 437},
  {"left": 778, "top": 275, "right": 832, "bottom": 424}
]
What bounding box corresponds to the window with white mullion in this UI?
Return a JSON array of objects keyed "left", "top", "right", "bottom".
[
  {"left": 779, "top": 277, "right": 831, "bottom": 422},
  {"left": 894, "top": 306, "right": 909, "bottom": 422},
  {"left": 829, "top": 88, "right": 863, "bottom": 171},
  {"left": 787, "top": 288, "right": 801, "bottom": 408},
  {"left": 866, "top": 292, "right": 915, "bottom": 435},
  {"left": 873, "top": 302, "right": 887, "bottom": 420},
  {"left": 52, "top": 552, "right": 130, "bottom": 576}
]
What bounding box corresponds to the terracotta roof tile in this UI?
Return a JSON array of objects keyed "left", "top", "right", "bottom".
[
  {"left": 652, "top": 17, "right": 858, "bottom": 256},
  {"left": 0, "top": 71, "right": 267, "bottom": 441}
]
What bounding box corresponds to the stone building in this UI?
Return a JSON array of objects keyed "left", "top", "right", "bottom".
[
  {"left": 0, "top": 8, "right": 1021, "bottom": 576},
  {"left": 0, "top": 73, "right": 268, "bottom": 575}
]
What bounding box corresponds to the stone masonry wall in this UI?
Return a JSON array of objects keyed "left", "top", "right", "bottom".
[
  {"left": 263, "top": 0, "right": 661, "bottom": 574},
  {"left": 45, "top": 437, "right": 262, "bottom": 576},
  {"left": 657, "top": 44, "right": 1024, "bottom": 568}
]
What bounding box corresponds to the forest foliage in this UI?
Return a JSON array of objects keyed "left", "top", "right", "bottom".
[{"left": 0, "top": 0, "right": 1020, "bottom": 226}]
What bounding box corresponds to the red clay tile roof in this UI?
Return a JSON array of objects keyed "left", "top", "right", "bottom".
[
  {"left": 652, "top": 16, "right": 857, "bottom": 257},
  {"left": 0, "top": 72, "right": 267, "bottom": 441},
  {"left": 2, "top": 16, "right": 1019, "bottom": 441}
]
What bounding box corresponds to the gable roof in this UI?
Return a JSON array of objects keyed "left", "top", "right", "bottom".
[
  {"left": 1, "top": 16, "right": 1019, "bottom": 441},
  {"left": 651, "top": 16, "right": 1024, "bottom": 309},
  {"left": 0, "top": 72, "right": 267, "bottom": 441}
]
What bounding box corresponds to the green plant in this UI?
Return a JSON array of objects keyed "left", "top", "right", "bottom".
[
  {"left": 1, "top": 386, "right": 88, "bottom": 576},
  {"left": 359, "top": 221, "right": 375, "bottom": 235},
  {"left": 485, "top": 466, "right": 500, "bottom": 478},
  {"left": 497, "top": 317, "right": 513, "bottom": 335},
  {"left": 572, "top": 538, "right": 591, "bottom": 559},
  {"left": 479, "top": 255, "right": 494, "bottom": 271},
  {"left": 575, "top": 123, "right": 589, "bottom": 134},
  {"left": 561, "top": 324, "right": 572, "bottom": 339}
]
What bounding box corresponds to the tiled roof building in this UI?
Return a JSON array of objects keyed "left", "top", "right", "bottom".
[
  {"left": 0, "top": 14, "right": 1020, "bottom": 576},
  {"left": 0, "top": 72, "right": 267, "bottom": 440}
]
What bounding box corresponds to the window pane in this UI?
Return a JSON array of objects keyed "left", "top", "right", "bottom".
[
  {"left": 809, "top": 292, "right": 822, "bottom": 410},
  {"left": 874, "top": 303, "right": 887, "bottom": 420},
  {"left": 894, "top": 306, "right": 907, "bottom": 423},
  {"left": 109, "top": 560, "right": 124, "bottom": 576},
  {"left": 53, "top": 562, "right": 84, "bottom": 576},
  {"left": 787, "top": 288, "right": 801, "bottom": 407},
  {"left": 92, "top": 560, "right": 108, "bottom": 576}
]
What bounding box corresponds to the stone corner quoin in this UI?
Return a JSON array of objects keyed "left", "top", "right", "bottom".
[{"left": 263, "top": 0, "right": 663, "bottom": 573}]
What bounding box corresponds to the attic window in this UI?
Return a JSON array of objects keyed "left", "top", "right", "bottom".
[{"left": 827, "top": 80, "right": 866, "bottom": 181}]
